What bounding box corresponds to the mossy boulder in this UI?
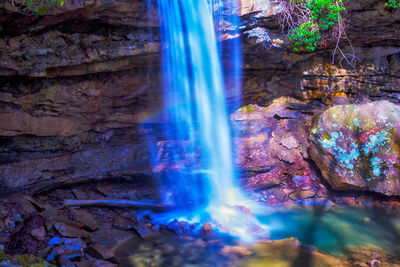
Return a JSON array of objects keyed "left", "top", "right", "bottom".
[
  {"left": 309, "top": 101, "right": 400, "bottom": 196},
  {"left": 0, "top": 250, "right": 53, "bottom": 266}
]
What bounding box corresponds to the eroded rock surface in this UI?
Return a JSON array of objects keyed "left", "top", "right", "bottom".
[{"left": 232, "top": 97, "right": 330, "bottom": 205}]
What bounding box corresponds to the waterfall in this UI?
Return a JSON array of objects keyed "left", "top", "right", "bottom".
[{"left": 154, "top": 0, "right": 267, "bottom": 241}]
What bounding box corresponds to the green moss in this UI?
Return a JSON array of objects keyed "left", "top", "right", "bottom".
[
  {"left": 0, "top": 251, "right": 6, "bottom": 261},
  {"left": 241, "top": 105, "right": 256, "bottom": 113},
  {"left": 323, "top": 133, "right": 331, "bottom": 140},
  {"left": 0, "top": 252, "right": 52, "bottom": 267}
]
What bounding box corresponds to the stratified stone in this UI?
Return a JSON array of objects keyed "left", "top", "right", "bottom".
[
  {"left": 70, "top": 209, "right": 99, "bottom": 231},
  {"left": 309, "top": 101, "right": 400, "bottom": 196},
  {"left": 86, "top": 244, "right": 115, "bottom": 260},
  {"left": 53, "top": 222, "right": 88, "bottom": 238}
]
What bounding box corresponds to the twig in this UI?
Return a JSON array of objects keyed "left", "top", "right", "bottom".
[
  {"left": 64, "top": 199, "right": 175, "bottom": 211},
  {"left": 331, "top": 2, "right": 360, "bottom": 69}
]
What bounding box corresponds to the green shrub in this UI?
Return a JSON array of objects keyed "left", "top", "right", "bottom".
[
  {"left": 385, "top": 0, "right": 400, "bottom": 8},
  {"left": 306, "top": 0, "right": 346, "bottom": 30},
  {"left": 284, "top": 0, "right": 345, "bottom": 52},
  {"left": 12, "top": 0, "right": 64, "bottom": 15},
  {"left": 288, "top": 21, "right": 321, "bottom": 51}
]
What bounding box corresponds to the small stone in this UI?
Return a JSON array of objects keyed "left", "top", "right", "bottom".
[
  {"left": 136, "top": 223, "right": 159, "bottom": 239},
  {"left": 289, "top": 189, "right": 316, "bottom": 200},
  {"left": 56, "top": 254, "right": 76, "bottom": 267},
  {"left": 30, "top": 226, "right": 46, "bottom": 241},
  {"left": 201, "top": 223, "right": 212, "bottom": 233},
  {"left": 167, "top": 219, "right": 189, "bottom": 233},
  {"left": 220, "top": 245, "right": 253, "bottom": 257}
]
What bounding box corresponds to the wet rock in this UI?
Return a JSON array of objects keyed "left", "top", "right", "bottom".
[
  {"left": 167, "top": 220, "right": 189, "bottom": 234},
  {"left": 46, "top": 237, "right": 86, "bottom": 262},
  {"left": 113, "top": 217, "right": 137, "bottom": 231},
  {"left": 220, "top": 245, "right": 254, "bottom": 258},
  {"left": 136, "top": 223, "right": 159, "bottom": 240},
  {"left": 30, "top": 226, "right": 46, "bottom": 241},
  {"left": 289, "top": 189, "right": 316, "bottom": 201},
  {"left": 70, "top": 209, "right": 99, "bottom": 231},
  {"left": 53, "top": 222, "right": 88, "bottom": 238},
  {"left": 240, "top": 238, "right": 349, "bottom": 266},
  {"left": 309, "top": 101, "right": 400, "bottom": 196},
  {"left": 202, "top": 223, "right": 213, "bottom": 233},
  {"left": 86, "top": 244, "right": 115, "bottom": 260},
  {"left": 345, "top": 245, "right": 400, "bottom": 267},
  {"left": 77, "top": 259, "right": 116, "bottom": 267},
  {"left": 55, "top": 254, "right": 76, "bottom": 267},
  {"left": 46, "top": 215, "right": 84, "bottom": 232},
  {"left": 90, "top": 224, "right": 133, "bottom": 250}
]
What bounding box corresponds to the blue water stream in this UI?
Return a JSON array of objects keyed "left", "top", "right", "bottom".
[{"left": 155, "top": 0, "right": 266, "bottom": 240}]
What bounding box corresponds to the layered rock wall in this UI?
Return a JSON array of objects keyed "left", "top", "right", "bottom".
[{"left": 0, "top": 0, "right": 399, "bottom": 194}]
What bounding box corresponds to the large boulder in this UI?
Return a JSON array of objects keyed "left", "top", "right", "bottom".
[
  {"left": 231, "top": 97, "right": 330, "bottom": 205},
  {"left": 309, "top": 100, "right": 400, "bottom": 196}
]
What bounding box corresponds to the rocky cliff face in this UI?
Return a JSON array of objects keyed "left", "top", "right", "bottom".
[{"left": 0, "top": 0, "right": 399, "bottom": 195}]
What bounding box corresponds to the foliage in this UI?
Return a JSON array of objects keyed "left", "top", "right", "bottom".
[
  {"left": 285, "top": 0, "right": 345, "bottom": 52},
  {"left": 385, "top": 0, "right": 400, "bottom": 8},
  {"left": 279, "top": 0, "right": 359, "bottom": 68},
  {"left": 10, "top": 0, "right": 64, "bottom": 15},
  {"left": 306, "top": 0, "right": 346, "bottom": 30},
  {"left": 288, "top": 21, "right": 321, "bottom": 51}
]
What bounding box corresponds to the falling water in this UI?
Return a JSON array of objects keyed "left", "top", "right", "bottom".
[{"left": 155, "top": 0, "right": 267, "bottom": 240}]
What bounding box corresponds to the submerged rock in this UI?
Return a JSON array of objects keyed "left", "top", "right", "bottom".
[
  {"left": 238, "top": 237, "right": 349, "bottom": 266},
  {"left": 309, "top": 100, "right": 400, "bottom": 196}
]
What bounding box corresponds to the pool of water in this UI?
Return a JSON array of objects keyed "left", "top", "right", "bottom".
[
  {"left": 259, "top": 206, "right": 400, "bottom": 255},
  {"left": 114, "top": 206, "right": 400, "bottom": 266}
]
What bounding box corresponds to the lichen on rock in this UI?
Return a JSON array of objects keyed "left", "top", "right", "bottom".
[{"left": 309, "top": 100, "right": 400, "bottom": 196}]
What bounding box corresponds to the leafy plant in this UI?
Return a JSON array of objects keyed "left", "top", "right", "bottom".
[
  {"left": 10, "top": 0, "right": 64, "bottom": 15},
  {"left": 285, "top": 0, "right": 345, "bottom": 51},
  {"left": 288, "top": 21, "right": 321, "bottom": 51},
  {"left": 279, "top": 0, "right": 359, "bottom": 68},
  {"left": 385, "top": 0, "right": 400, "bottom": 8},
  {"left": 307, "top": 0, "right": 346, "bottom": 29}
]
